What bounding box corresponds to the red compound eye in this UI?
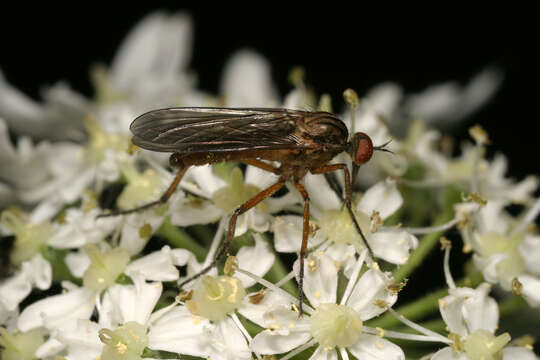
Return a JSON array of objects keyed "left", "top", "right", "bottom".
[{"left": 352, "top": 132, "right": 373, "bottom": 165}]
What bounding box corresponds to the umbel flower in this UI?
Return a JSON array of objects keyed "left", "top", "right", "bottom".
[{"left": 1, "top": 10, "right": 538, "bottom": 360}]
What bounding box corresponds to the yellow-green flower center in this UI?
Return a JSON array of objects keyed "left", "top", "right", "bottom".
[
  {"left": 310, "top": 303, "right": 363, "bottom": 348},
  {"left": 84, "top": 116, "right": 127, "bottom": 164},
  {"left": 475, "top": 231, "right": 525, "bottom": 287},
  {"left": 319, "top": 208, "right": 370, "bottom": 246},
  {"left": 0, "top": 210, "right": 53, "bottom": 265},
  {"left": 186, "top": 275, "right": 246, "bottom": 321},
  {"left": 212, "top": 167, "right": 260, "bottom": 212},
  {"left": 117, "top": 162, "right": 164, "bottom": 210},
  {"left": 83, "top": 244, "right": 130, "bottom": 292},
  {"left": 99, "top": 321, "right": 148, "bottom": 360},
  {"left": 0, "top": 327, "right": 45, "bottom": 360},
  {"left": 463, "top": 329, "right": 510, "bottom": 360}
]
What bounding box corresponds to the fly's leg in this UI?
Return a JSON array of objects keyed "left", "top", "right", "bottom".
[
  {"left": 98, "top": 154, "right": 189, "bottom": 218},
  {"left": 311, "top": 164, "right": 375, "bottom": 259},
  {"left": 293, "top": 181, "right": 310, "bottom": 316},
  {"left": 178, "top": 176, "right": 287, "bottom": 288},
  {"left": 241, "top": 159, "right": 280, "bottom": 174}
]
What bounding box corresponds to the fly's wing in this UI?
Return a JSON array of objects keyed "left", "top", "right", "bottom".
[{"left": 130, "top": 107, "right": 307, "bottom": 153}]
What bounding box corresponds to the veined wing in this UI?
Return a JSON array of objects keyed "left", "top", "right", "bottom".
[{"left": 130, "top": 107, "right": 308, "bottom": 153}]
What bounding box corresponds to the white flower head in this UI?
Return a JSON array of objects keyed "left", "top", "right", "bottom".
[{"left": 240, "top": 251, "right": 404, "bottom": 359}]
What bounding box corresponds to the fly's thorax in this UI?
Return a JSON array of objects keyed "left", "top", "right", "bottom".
[{"left": 300, "top": 112, "right": 349, "bottom": 145}]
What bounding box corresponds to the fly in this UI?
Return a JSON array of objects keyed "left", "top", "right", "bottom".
[{"left": 101, "top": 107, "right": 391, "bottom": 314}]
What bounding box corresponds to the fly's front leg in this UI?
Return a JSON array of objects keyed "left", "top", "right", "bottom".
[
  {"left": 178, "top": 176, "right": 287, "bottom": 288},
  {"left": 311, "top": 164, "right": 375, "bottom": 259},
  {"left": 293, "top": 181, "right": 310, "bottom": 316}
]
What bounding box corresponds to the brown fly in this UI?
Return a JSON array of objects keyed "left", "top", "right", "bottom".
[{"left": 101, "top": 107, "right": 390, "bottom": 314}]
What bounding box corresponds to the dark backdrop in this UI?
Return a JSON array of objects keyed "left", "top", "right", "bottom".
[{"left": 1, "top": 6, "right": 536, "bottom": 177}]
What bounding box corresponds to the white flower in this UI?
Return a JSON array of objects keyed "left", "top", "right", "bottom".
[
  {"left": 461, "top": 199, "right": 540, "bottom": 306},
  {"left": 0, "top": 254, "right": 51, "bottom": 313},
  {"left": 273, "top": 176, "right": 417, "bottom": 267},
  {"left": 147, "top": 276, "right": 252, "bottom": 360},
  {"left": 240, "top": 251, "right": 404, "bottom": 359},
  {"left": 430, "top": 283, "right": 537, "bottom": 360},
  {"left": 106, "top": 12, "right": 196, "bottom": 109},
  {"left": 170, "top": 165, "right": 290, "bottom": 237},
  {"left": 0, "top": 70, "right": 89, "bottom": 141},
  {"left": 220, "top": 50, "right": 279, "bottom": 107}
]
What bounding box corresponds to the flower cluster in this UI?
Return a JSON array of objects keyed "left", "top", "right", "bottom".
[{"left": 1, "top": 12, "right": 538, "bottom": 360}]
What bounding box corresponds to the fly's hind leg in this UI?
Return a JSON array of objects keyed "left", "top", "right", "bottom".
[
  {"left": 178, "top": 176, "right": 287, "bottom": 288},
  {"left": 293, "top": 181, "right": 310, "bottom": 316},
  {"left": 98, "top": 153, "right": 189, "bottom": 218}
]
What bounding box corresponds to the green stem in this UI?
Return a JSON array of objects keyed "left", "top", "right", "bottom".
[
  {"left": 157, "top": 218, "right": 206, "bottom": 261},
  {"left": 393, "top": 211, "right": 455, "bottom": 283},
  {"left": 499, "top": 295, "right": 527, "bottom": 316},
  {"left": 367, "top": 271, "right": 483, "bottom": 329}
]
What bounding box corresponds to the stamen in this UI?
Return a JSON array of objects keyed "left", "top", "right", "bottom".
[
  {"left": 443, "top": 240, "right": 456, "bottom": 289},
  {"left": 386, "top": 308, "right": 451, "bottom": 344},
  {"left": 340, "top": 250, "right": 367, "bottom": 305},
  {"left": 392, "top": 218, "right": 459, "bottom": 235},
  {"left": 280, "top": 338, "right": 318, "bottom": 360},
  {"left": 236, "top": 267, "right": 315, "bottom": 315}
]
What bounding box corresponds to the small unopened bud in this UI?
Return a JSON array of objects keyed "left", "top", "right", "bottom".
[
  {"left": 469, "top": 124, "right": 491, "bottom": 145},
  {"left": 343, "top": 88, "right": 359, "bottom": 109}
]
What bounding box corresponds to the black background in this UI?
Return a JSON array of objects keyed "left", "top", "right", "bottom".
[{"left": 0, "top": 5, "right": 537, "bottom": 180}]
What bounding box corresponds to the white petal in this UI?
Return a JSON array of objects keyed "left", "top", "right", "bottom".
[
  {"left": 55, "top": 319, "right": 103, "bottom": 359},
  {"left": 169, "top": 191, "right": 223, "bottom": 226},
  {"left": 0, "top": 267, "right": 32, "bottom": 311},
  {"left": 346, "top": 269, "right": 397, "bottom": 320},
  {"left": 348, "top": 334, "right": 404, "bottom": 360},
  {"left": 65, "top": 249, "right": 90, "bottom": 278},
  {"left": 439, "top": 284, "right": 498, "bottom": 336},
  {"left": 304, "top": 173, "right": 341, "bottom": 215},
  {"left": 517, "top": 274, "right": 540, "bottom": 307},
  {"left": 125, "top": 246, "right": 180, "bottom": 281},
  {"left": 272, "top": 215, "right": 326, "bottom": 253},
  {"left": 236, "top": 235, "right": 275, "bottom": 287},
  {"left": 251, "top": 329, "right": 312, "bottom": 355},
  {"left": 357, "top": 178, "right": 402, "bottom": 219},
  {"left": 220, "top": 50, "right": 278, "bottom": 107},
  {"left": 366, "top": 82, "right": 403, "bottom": 118},
  {"left": 18, "top": 286, "right": 95, "bottom": 331},
  {"left": 205, "top": 318, "right": 251, "bottom": 360},
  {"left": 238, "top": 290, "right": 293, "bottom": 328},
  {"left": 244, "top": 210, "right": 270, "bottom": 234},
  {"left": 503, "top": 346, "right": 539, "bottom": 360},
  {"left": 187, "top": 165, "right": 226, "bottom": 196},
  {"left": 519, "top": 235, "right": 540, "bottom": 276},
  {"left": 369, "top": 230, "right": 418, "bottom": 265},
  {"left": 431, "top": 346, "right": 466, "bottom": 360},
  {"left": 35, "top": 337, "right": 65, "bottom": 358},
  {"left": 472, "top": 253, "right": 509, "bottom": 289},
  {"left": 26, "top": 253, "right": 52, "bottom": 290},
  {"left": 100, "top": 275, "right": 162, "bottom": 327},
  {"left": 111, "top": 12, "right": 193, "bottom": 90},
  {"left": 324, "top": 243, "right": 357, "bottom": 278},
  {"left": 148, "top": 305, "right": 209, "bottom": 357},
  {"left": 245, "top": 164, "right": 279, "bottom": 191},
  {"left": 404, "top": 67, "right": 501, "bottom": 126},
  {"left": 295, "top": 253, "right": 338, "bottom": 308},
  {"left": 120, "top": 211, "right": 166, "bottom": 255},
  {"left": 49, "top": 208, "right": 120, "bottom": 249},
  {"left": 308, "top": 346, "right": 339, "bottom": 360}
]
